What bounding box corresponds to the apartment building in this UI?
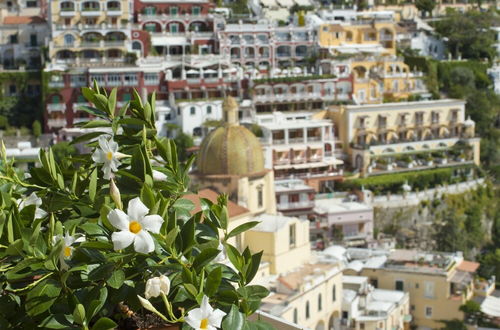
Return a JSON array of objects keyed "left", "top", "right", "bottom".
[
  {"left": 0, "top": 0, "right": 48, "bottom": 70},
  {"left": 218, "top": 23, "right": 316, "bottom": 74},
  {"left": 318, "top": 17, "right": 397, "bottom": 56},
  {"left": 372, "top": 0, "right": 498, "bottom": 18},
  {"left": 133, "top": 0, "right": 219, "bottom": 57},
  {"left": 328, "top": 99, "right": 480, "bottom": 175},
  {"left": 313, "top": 197, "right": 374, "bottom": 247},
  {"left": 341, "top": 276, "right": 411, "bottom": 330},
  {"left": 342, "top": 249, "right": 496, "bottom": 329},
  {"left": 275, "top": 179, "right": 315, "bottom": 219},
  {"left": 257, "top": 111, "right": 344, "bottom": 192}
]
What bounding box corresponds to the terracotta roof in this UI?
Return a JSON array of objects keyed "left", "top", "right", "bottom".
[
  {"left": 328, "top": 25, "right": 344, "bottom": 32},
  {"left": 278, "top": 263, "right": 334, "bottom": 290},
  {"left": 457, "top": 260, "right": 480, "bottom": 273},
  {"left": 183, "top": 188, "right": 250, "bottom": 218},
  {"left": 3, "top": 16, "right": 46, "bottom": 25}
]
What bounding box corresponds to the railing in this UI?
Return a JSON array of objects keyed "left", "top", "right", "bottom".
[
  {"left": 47, "top": 119, "right": 67, "bottom": 128},
  {"left": 277, "top": 201, "right": 315, "bottom": 210},
  {"left": 48, "top": 81, "right": 65, "bottom": 88},
  {"left": 289, "top": 137, "right": 304, "bottom": 143},
  {"left": 47, "top": 103, "right": 66, "bottom": 113}
]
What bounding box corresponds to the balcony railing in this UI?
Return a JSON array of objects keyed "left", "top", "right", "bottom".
[
  {"left": 47, "top": 118, "right": 67, "bottom": 128},
  {"left": 48, "top": 81, "right": 65, "bottom": 88},
  {"left": 277, "top": 200, "right": 315, "bottom": 210},
  {"left": 47, "top": 103, "right": 66, "bottom": 113}
]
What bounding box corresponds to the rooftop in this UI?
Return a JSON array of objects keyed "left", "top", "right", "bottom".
[
  {"left": 338, "top": 98, "right": 465, "bottom": 113},
  {"left": 3, "top": 16, "right": 46, "bottom": 25},
  {"left": 314, "top": 199, "right": 372, "bottom": 214},
  {"left": 274, "top": 179, "right": 315, "bottom": 193},
  {"left": 277, "top": 261, "right": 342, "bottom": 291},
  {"left": 252, "top": 214, "right": 300, "bottom": 233}
]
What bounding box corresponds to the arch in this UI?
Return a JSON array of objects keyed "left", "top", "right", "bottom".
[
  {"left": 315, "top": 320, "right": 325, "bottom": 330},
  {"left": 230, "top": 47, "right": 241, "bottom": 59},
  {"left": 56, "top": 50, "right": 76, "bottom": 60},
  {"left": 244, "top": 47, "right": 255, "bottom": 58},
  {"left": 132, "top": 40, "right": 142, "bottom": 51},
  {"left": 258, "top": 61, "right": 270, "bottom": 69},
  {"left": 274, "top": 84, "right": 288, "bottom": 95},
  {"left": 189, "top": 21, "right": 208, "bottom": 32},
  {"left": 438, "top": 142, "right": 448, "bottom": 148},
  {"left": 257, "top": 34, "right": 269, "bottom": 43},
  {"left": 387, "top": 131, "right": 398, "bottom": 141},
  {"left": 329, "top": 311, "right": 341, "bottom": 330},
  {"left": 142, "top": 21, "right": 162, "bottom": 33},
  {"left": 258, "top": 46, "right": 269, "bottom": 58},
  {"left": 64, "top": 33, "right": 75, "bottom": 46},
  {"left": 293, "top": 308, "right": 298, "bottom": 324},
  {"left": 106, "top": 48, "right": 123, "bottom": 58},
  {"left": 106, "top": 0, "right": 120, "bottom": 10},
  {"left": 404, "top": 146, "right": 415, "bottom": 151},
  {"left": 81, "top": 0, "right": 99, "bottom": 10},
  {"left": 383, "top": 148, "right": 395, "bottom": 153},
  {"left": 276, "top": 45, "right": 291, "bottom": 58},
  {"left": 295, "top": 45, "right": 308, "bottom": 57},
  {"left": 166, "top": 21, "right": 185, "bottom": 33},
  {"left": 406, "top": 130, "right": 416, "bottom": 140},
  {"left": 105, "top": 31, "right": 126, "bottom": 41},
  {"left": 422, "top": 128, "right": 432, "bottom": 140},
  {"left": 81, "top": 31, "right": 103, "bottom": 42},
  {"left": 243, "top": 34, "right": 255, "bottom": 44},
  {"left": 81, "top": 49, "right": 100, "bottom": 59},
  {"left": 346, "top": 31, "right": 353, "bottom": 41},
  {"left": 229, "top": 35, "right": 240, "bottom": 45},
  {"left": 353, "top": 66, "right": 367, "bottom": 79},
  {"left": 60, "top": 1, "right": 75, "bottom": 11},
  {"left": 422, "top": 144, "right": 430, "bottom": 149}
]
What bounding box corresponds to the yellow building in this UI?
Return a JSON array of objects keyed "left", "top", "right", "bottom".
[
  {"left": 48, "top": 0, "right": 132, "bottom": 66},
  {"left": 328, "top": 99, "right": 480, "bottom": 175},
  {"left": 318, "top": 21, "right": 396, "bottom": 56},
  {"left": 344, "top": 249, "right": 495, "bottom": 329},
  {"left": 349, "top": 56, "right": 427, "bottom": 103}
]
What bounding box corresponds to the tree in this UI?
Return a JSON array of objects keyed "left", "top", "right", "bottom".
[
  {"left": 32, "top": 120, "right": 42, "bottom": 138},
  {"left": 439, "top": 319, "right": 467, "bottom": 330},
  {"left": 51, "top": 141, "right": 77, "bottom": 163},
  {"left": 416, "top": 0, "right": 436, "bottom": 17},
  {"left": 433, "top": 210, "right": 466, "bottom": 253},
  {"left": 448, "top": 67, "right": 475, "bottom": 99},
  {"left": 434, "top": 10, "right": 498, "bottom": 60},
  {"left": 174, "top": 132, "right": 194, "bottom": 162}
]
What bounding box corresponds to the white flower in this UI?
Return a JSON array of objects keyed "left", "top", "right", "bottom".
[
  {"left": 145, "top": 275, "right": 171, "bottom": 299},
  {"left": 18, "top": 192, "right": 47, "bottom": 219},
  {"left": 152, "top": 170, "right": 168, "bottom": 182},
  {"left": 53, "top": 232, "right": 85, "bottom": 270},
  {"left": 108, "top": 197, "right": 164, "bottom": 254},
  {"left": 91, "top": 135, "right": 128, "bottom": 180},
  {"left": 185, "top": 296, "right": 226, "bottom": 330}
]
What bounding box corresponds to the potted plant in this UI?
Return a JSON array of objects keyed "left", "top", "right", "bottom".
[{"left": 0, "top": 83, "right": 272, "bottom": 329}]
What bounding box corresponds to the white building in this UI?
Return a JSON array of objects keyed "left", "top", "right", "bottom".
[
  {"left": 256, "top": 111, "right": 343, "bottom": 192},
  {"left": 488, "top": 65, "right": 500, "bottom": 95}
]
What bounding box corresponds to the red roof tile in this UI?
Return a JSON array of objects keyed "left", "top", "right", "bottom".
[
  {"left": 3, "top": 16, "right": 46, "bottom": 25},
  {"left": 457, "top": 260, "right": 479, "bottom": 273}
]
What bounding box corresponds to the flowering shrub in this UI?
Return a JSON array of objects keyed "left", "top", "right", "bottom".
[{"left": 0, "top": 84, "right": 271, "bottom": 329}]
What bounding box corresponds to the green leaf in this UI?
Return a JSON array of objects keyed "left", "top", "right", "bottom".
[
  {"left": 70, "top": 131, "right": 107, "bottom": 145},
  {"left": 26, "top": 279, "right": 62, "bottom": 316},
  {"left": 220, "top": 205, "right": 229, "bottom": 230},
  {"left": 5, "top": 239, "right": 24, "bottom": 256},
  {"left": 140, "top": 184, "right": 155, "bottom": 209},
  {"left": 222, "top": 305, "right": 245, "bottom": 330},
  {"left": 180, "top": 217, "right": 195, "bottom": 255},
  {"left": 73, "top": 304, "right": 86, "bottom": 326},
  {"left": 106, "top": 269, "right": 125, "bottom": 289},
  {"left": 163, "top": 226, "right": 179, "bottom": 248},
  {"left": 108, "top": 88, "right": 117, "bottom": 115},
  {"left": 184, "top": 283, "right": 198, "bottom": 298},
  {"left": 77, "top": 105, "right": 108, "bottom": 119},
  {"left": 246, "top": 251, "right": 263, "bottom": 284},
  {"left": 227, "top": 221, "right": 260, "bottom": 239},
  {"left": 225, "top": 244, "right": 243, "bottom": 271},
  {"left": 205, "top": 266, "right": 222, "bottom": 297},
  {"left": 131, "top": 147, "right": 147, "bottom": 181},
  {"left": 89, "top": 168, "right": 97, "bottom": 203},
  {"left": 91, "top": 317, "right": 117, "bottom": 330},
  {"left": 242, "top": 320, "right": 275, "bottom": 330},
  {"left": 192, "top": 248, "right": 220, "bottom": 271},
  {"left": 79, "top": 120, "right": 111, "bottom": 129},
  {"left": 88, "top": 263, "right": 114, "bottom": 282},
  {"left": 154, "top": 137, "right": 172, "bottom": 164}
]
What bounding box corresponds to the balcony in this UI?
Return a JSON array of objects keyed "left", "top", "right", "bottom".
[
  {"left": 104, "top": 40, "right": 125, "bottom": 47},
  {"left": 274, "top": 159, "right": 290, "bottom": 165},
  {"left": 60, "top": 8, "right": 76, "bottom": 17},
  {"left": 289, "top": 137, "right": 305, "bottom": 144},
  {"left": 81, "top": 8, "right": 101, "bottom": 17},
  {"left": 47, "top": 118, "right": 67, "bottom": 128},
  {"left": 47, "top": 103, "right": 66, "bottom": 113},
  {"left": 48, "top": 81, "right": 65, "bottom": 88},
  {"left": 106, "top": 8, "right": 122, "bottom": 16},
  {"left": 277, "top": 200, "right": 315, "bottom": 210}
]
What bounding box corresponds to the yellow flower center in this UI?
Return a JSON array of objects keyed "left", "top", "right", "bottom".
[
  {"left": 200, "top": 319, "right": 209, "bottom": 330},
  {"left": 64, "top": 246, "right": 72, "bottom": 257},
  {"left": 106, "top": 151, "right": 113, "bottom": 161},
  {"left": 129, "top": 221, "right": 142, "bottom": 234}
]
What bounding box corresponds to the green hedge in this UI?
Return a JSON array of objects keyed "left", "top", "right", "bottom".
[{"left": 336, "top": 165, "right": 476, "bottom": 194}]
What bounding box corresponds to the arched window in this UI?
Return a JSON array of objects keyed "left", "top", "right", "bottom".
[
  {"left": 318, "top": 294, "right": 322, "bottom": 311},
  {"left": 305, "top": 301, "right": 310, "bottom": 319},
  {"left": 257, "top": 185, "right": 263, "bottom": 208},
  {"left": 190, "top": 107, "right": 196, "bottom": 115},
  {"left": 293, "top": 308, "right": 298, "bottom": 323},
  {"left": 64, "top": 34, "right": 74, "bottom": 46},
  {"left": 132, "top": 41, "right": 142, "bottom": 51},
  {"left": 206, "top": 105, "right": 212, "bottom": 114},
  {"left": 332, "top": 285, "right": 336, "bottom": 301}
]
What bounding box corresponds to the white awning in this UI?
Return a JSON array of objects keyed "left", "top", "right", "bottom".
[
  {"left": 293, "top": 162, "right": 329, "bottom": 169},
  {"left": 186, "top": 69, "right": 199, "bottom": 74},
  {"left": 261, "top": 0, "right": 277, "bottom": 7},
  {"left": 481, "top": 295, "right": 500, "bottom": 317},
  {"left": 204, "top": 69, "right": 217, "bottom": 74}
]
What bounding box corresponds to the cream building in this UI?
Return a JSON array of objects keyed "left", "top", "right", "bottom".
[
  {"left": 328, "top": 99, "right": 480, "bottom": 175},
  {"left": 341, "top": 248, "right": 496, "bottom": 330},
  {"left": 48, "top": 0, "right": 132, "bottom": 67}
]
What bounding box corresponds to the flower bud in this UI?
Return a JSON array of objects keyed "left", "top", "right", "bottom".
[
  {"left": 110, "top": 178, "right": 122, "bottom": 210},
  {"left": 152, "top": 170, "right": 168, "bottom": 182},
  {"left": 138, "top": 295, "right": 158, "bottom": 313},
  {"left": 145, "top": 275, "right": 170, "bottom": 299}
]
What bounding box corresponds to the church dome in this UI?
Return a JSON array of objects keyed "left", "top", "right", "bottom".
[{"left": 197, "top": 97, "right": 264, "bottom": 176}]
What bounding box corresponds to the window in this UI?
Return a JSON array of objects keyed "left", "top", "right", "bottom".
[
  {"left": 206, "top": 105, "right": 212, "bottom": 114},
  {"left": 51, "top": 95, "right": 61, "bottom": 103},
  {"left": 144, "top": 6, "right": 156, "bottom": 15},
  {"left": 451, "top": 110, "right": 459, "bottom": 122},
  {"left": 360, "top": 323, "right": 365, "bottom": 330},
  {"left": 107, "top": 74, "right": 121, "bottom": 86},
  {"left": 30, "top": 34, "right": 37, "bottom": 47},
  {"left": 70, "top": 75, "right": 86, "bottom": 87},
  {"left": 257, "top": 186, "right": 263, "bottom": 208},
  {"left": 395, "top": 280, "right": 404, "bottom": 291},
  {"left": 169, "top": 6, "right": 178, "bottom": 15},
  {"left": 9, "top": 34, "right": 18, "bottom": 44},
  {"left": 192, "top": 6, "right": 200, "bottom": 15},
  {"left": 145, "top": 73, "right": 158, "bottom": 86},
  {"left": 318, "top": 294, "right": 322, "bottom": 311},
  {"left": 411, "top": 305, "right": 415, "bottom": 311},
  {"left": 289, "top": 224, "right": 296, "bottom": 248},
  {"left": 332, "top": 285, "right": 336, "bottom": 301},
  {"left": 124, "top": 74, "right": 138, "bottom": 86},
  {"left": 431, "top": 111, "right": 440, "bottom": 124},
  {"left": 424, "top": 281, "right": 435, "bottom": 299},
  {"left": 305, "top": 301, "right": 310, "bottom": 319},
  {"left": 122, "top": 93, "right": 132, "bottom": 102},
  {"left": 293, "top": 308, "right": 298, "bottom": 323},
  {"left": 170, "top": 23, "right": 179, "bottom": 34},
  {"left": 90, "top": 74, "right": 105, "bottom": 85},
  {"left": 190, "top": 107, "right": 196, "bottom": 115},
  {"left": 416, "top": 112, "right": 424, "bottom": 125},
  {"left": 369, "top": 278, "right": 378, "bottom": 288},
  {"left": 425, "top": 306, "right": 432, "bottom": 318},
  {"left": 9, "top": 85, "right": 17, "bottom": 96},
  {"left": 378, "top": 115, "right": 387, "bottom": 129},
  {"left": 26, "top": 0, "right": 37, "bottom": 7},
  {"left": 64, "top": 34, "right": 75, "bottom": 46}
]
